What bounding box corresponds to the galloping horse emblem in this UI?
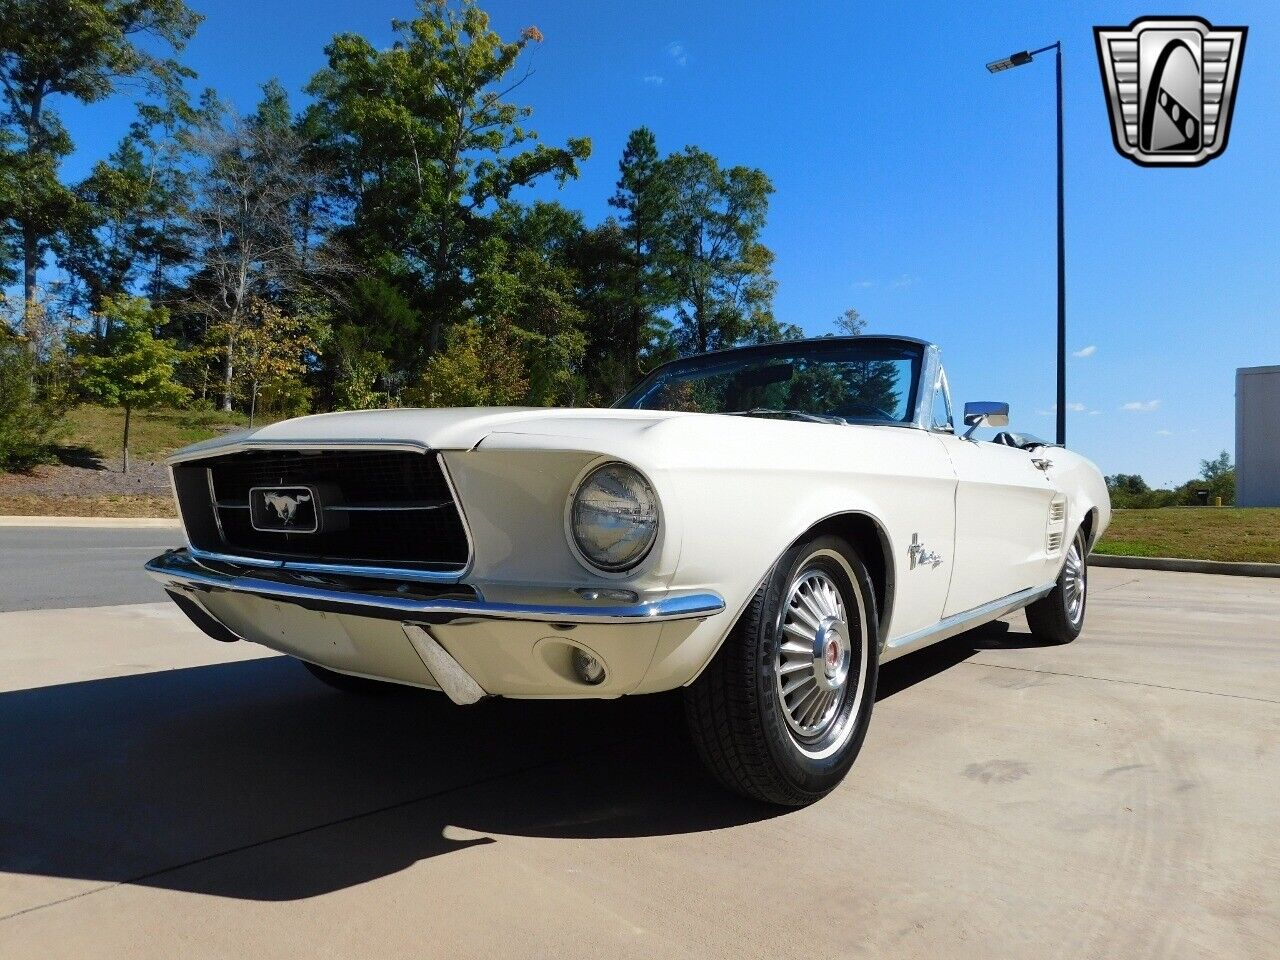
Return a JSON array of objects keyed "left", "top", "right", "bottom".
[{"left": 262, "top": 492, "right": 312, "bottom": 525}]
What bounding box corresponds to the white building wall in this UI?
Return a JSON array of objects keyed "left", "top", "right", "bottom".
[{"left": 1236, "top": 365, "right": 1280, "bottom": 507}]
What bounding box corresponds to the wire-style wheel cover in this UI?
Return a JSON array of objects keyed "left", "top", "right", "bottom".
[
  {"left": 1063, "top": 536, "right": 1086, "bottom": 625},
  {"left": 773, "top": 551, "right": 868, "bottom": 757}
]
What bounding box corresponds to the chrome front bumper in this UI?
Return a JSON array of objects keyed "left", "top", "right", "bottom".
[{"left": 145, "top": 549, "right": 725, "bottom": 626}]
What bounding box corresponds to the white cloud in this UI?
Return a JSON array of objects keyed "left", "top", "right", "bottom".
[
  {"left": 666, "top": 41, "right": 688, "bottom": 66},
  {"left": 1122, "top": 400, "right": 1161, "bottom": 412},
  {"left": 642, "top": 75, "right": 664, "bottom": 85},
  {"left": 1067, "top": 402, "right": 1086, "bottom": 412},
  {"left": 1156, "top": 429, "right": 1173, "bottom": 436},
  {"left": 1088, "top": 410, "right": 1101, "bottom": 416},
  {"left": 889, "top": 274, "right": 916, "bottom": 289},
  {"left": 854, "top": 279, "right": 876, "bottom": 289},
  {"left": 1073, "top": 345, "right": 1097, "bottom": 358}
]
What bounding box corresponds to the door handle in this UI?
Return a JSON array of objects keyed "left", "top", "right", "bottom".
[{"left": 1031, "top": 458, "right": 1053, "bottom": 472}]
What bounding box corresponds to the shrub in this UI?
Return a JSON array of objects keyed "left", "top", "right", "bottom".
[{"left": 0, "top": 338, "right": 62, "bottom": 472}]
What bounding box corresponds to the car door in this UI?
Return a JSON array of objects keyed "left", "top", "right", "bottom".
[{"left": 936, "top": 433, "right": 1057, "bottom": 618}]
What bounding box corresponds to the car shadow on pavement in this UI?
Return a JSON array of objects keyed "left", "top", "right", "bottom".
[
  {"left": 1, "top": 627, "right": 1001, "bottom": 904},
  {"left": 875, "top": 618, "right": 1052, "bottom": 700}
]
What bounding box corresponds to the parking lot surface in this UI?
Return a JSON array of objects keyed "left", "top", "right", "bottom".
[{"left": 1, "top": 529, "right": 1277, "bottom": 959}]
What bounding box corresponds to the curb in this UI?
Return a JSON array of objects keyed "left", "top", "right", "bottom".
[
  {"left": 0, "top": 515, "right": 180, "bottom": 529},
  {"left": 1091, "top": 553, "right": 1280, "bottom": 578}
]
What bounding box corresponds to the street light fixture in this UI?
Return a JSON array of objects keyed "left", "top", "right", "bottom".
[{"left": 986, "top": 42, "right": 1066, "bottom": 447}]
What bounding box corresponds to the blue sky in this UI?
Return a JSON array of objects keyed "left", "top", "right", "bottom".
[{"left": 50, "top": 0, "right": 1279, "bottom": 485}]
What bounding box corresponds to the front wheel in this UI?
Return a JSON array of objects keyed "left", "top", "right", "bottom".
[
  {"left": 1025, "top": 527, "right": 1088, "bottom": 644},
  {"left": 684, "top": 535, "right": 879, "bottom": 806}
]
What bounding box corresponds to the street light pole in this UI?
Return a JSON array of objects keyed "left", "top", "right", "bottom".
[
  {"left": 987, "top": 41, "right": 1067, "bottom": 446},
  {"left": 1054, "top": 43, "right": 1066, "bottom": 449}
]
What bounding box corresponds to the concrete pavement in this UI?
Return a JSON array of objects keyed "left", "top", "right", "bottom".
[{"left": 0, "top": 532, "right": 1277, "bottom": 959}]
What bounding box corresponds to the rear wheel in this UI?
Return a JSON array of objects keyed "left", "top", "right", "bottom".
[
  {"left": 1025, "top": 527, "right": 1088, "bottom": 644},
  {"left": 684, "top": 534, "right": 878, "bottom": 806},
  {"left": 302, "top": 660, "right": 398, "bottom": 695}
]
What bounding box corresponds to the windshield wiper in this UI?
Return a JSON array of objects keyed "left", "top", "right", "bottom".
[{"left": 722, "top": 408, "right": 847, "bottom": 425}]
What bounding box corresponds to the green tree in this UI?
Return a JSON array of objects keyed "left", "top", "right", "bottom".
[
  {"left": 72, "top": 294, "right": 190, "bottom": 472},
  {"left": 661, "top": 146, "right": 777, "bottom": 354},
  {"left": 0, "top": 0, "right": 201, "bottom": 330},
  {"left": 60, "top": 90, "right": 198, "bottom": 313},
  {"left": 472, "top": 201, "right": 587, "bottom": 405},
  {"left": 1198, "top": 450, "right": 1235, "bottom": 505},
  {"left": 608, "top": 127, "right": 675, "bottom": 378},
  {"left": 305, "top": 0, "right": 591, "bottom": 365},
  {"left": 0, "top": 322, "right": 61, "bottom": 470},
  {"left": 834, "top": 308, "right": 866, "bottom": 336}
]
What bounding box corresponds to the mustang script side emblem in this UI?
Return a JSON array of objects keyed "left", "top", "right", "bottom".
[
  {"left": 1094, "top": 16, "right": 1246, "bottom": 167},
  {"left": 249, "top": 486, "right": 319, "bottom": 533}
]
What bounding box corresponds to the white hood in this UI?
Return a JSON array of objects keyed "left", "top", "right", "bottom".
[{"left": 168, "top": 407, "right": 685, "bottom": 462}]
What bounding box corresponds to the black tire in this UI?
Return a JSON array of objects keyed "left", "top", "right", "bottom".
[
  {"left": 302, "top": 660, "right": 398, "bottom": 695},
  {"left": 1025, "top": 527, "right": 1088, "bottom": 644},
  {"left": 683, "top": 534, "right": 879, "bottom": 807}
]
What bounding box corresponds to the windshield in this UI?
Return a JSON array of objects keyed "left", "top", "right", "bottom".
[{"left": 614, "top": 338, "right": 924, "bottom": 425}]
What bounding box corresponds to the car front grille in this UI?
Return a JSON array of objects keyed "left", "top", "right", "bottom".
[{"left": 172, "top": 448, "right": 470, "bottom": 573}]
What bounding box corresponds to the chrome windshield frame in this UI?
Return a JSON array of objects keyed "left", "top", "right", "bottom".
[{"left": 614, "top": 335, "right": 942, "bottom": 431}]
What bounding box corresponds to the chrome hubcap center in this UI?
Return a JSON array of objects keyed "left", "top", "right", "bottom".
[
  {"left": 812, "top": 616, "right": 851, "bottom": 690},
  {"left": 824, "top": 635, "right": 841, "bottom": 671}
]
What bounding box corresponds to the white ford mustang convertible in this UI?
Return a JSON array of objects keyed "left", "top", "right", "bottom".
[{"left": 147, "top": 335, "right": 1110, "bottom": 805}]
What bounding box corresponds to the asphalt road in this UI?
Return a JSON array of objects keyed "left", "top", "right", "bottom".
[
  {"left": 1, "top": 527, "right": 1277, "bottom": 959},
  {"left": 0, "top": 527, "right": 180, "bottom": 612}
]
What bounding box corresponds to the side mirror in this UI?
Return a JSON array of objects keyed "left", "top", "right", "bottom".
[{"left": 962, "top": 401, "right": 1010, "bottom": 438}]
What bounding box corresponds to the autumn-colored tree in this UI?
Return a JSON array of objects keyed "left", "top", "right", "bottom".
[
  {"left": 72, "top": 295, "right": 190, "bottom": 472},
  {"left": 233, "top": 300, "right": 320, "bottom": 424},
  {"left": 405, "top": 319, "right": 527, "bottom": 407}
]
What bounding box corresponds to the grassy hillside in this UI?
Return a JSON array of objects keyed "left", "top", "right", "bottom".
[
  {"left": 62, "top": 405, "right": 251, "bottom": 462},
  {"left": 1095, "top": 507, "right": 1280, "bottom": 563}
]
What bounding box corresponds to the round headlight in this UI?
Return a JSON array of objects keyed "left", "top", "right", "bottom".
[{"left": 569, "top": 463, "right": 659, "bottom": 572}]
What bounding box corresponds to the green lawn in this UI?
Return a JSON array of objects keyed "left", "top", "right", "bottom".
[
  {"left": 61, "top": 405, "right": 251, "bottom": 462},
  {"left": 1094, "top": 507, "right": 1280, "bottom": 563}
]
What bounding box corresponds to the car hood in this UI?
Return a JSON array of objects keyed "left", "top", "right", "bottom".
[{"left": 168, "top": 407, "right": 688, "bottom": 462}]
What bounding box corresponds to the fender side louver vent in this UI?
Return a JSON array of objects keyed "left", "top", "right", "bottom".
[{"left": 1046, "top": 496, "right": 1067, "bottom": 554}]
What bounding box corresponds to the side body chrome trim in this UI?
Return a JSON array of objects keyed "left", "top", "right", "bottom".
[
  {"left": 146, "top": 549, "right": 725, "bottom": 626},
  {"left": 884, "top": 580, "right": 1056, "bottom": 658}
]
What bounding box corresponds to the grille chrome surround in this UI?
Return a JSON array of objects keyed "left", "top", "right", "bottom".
[{"left": 171, "top": 444, "right": 474, "bottom": 583}]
